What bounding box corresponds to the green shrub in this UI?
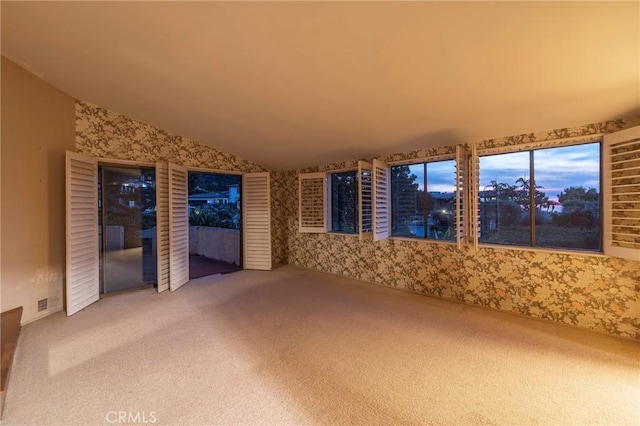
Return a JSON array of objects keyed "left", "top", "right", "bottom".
[{"left": 189, "top": 204, "right": 239, "bottom": 229}]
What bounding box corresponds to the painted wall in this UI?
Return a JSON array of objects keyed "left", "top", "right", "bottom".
[
  {"left": 272, "top": 119, "right": 640, "bottom": 340},
  {"left": 75, "top": 100, "right": 266, "bottom": 173},
  {"left": 2, "top": 61, "right": 265, "bottom": 324},
  {"left": 1, "top": 57, "right": 76, "bottom": 324}
]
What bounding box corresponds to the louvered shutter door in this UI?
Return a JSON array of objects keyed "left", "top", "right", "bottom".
[
  {"left": 372, "top": 159, "right": 390, "bottom": 241},
  {"left": 155, "top": 162, "right": 170, "bottom": 292},
  {"left": 65, "top": 152, "right": 99, "bottom": 316},
  {"left": 299, "top": 172, "right": 327, "bottom": 233},
  {"left": 359, "top": 161, "right": 373, "bottom": 240},
  {"left": 168, "top": 163, "right": 189, "bottom": 290},
  {"left": 243, "top": 172, "right": 272, "bottom": 270},
  {"left": 603, "top": 125, "right": 640, "bottom": 260}
]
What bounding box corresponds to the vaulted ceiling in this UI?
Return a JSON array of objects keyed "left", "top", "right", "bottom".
[{"left": 2, "top": 2, "right": 638, "bottom": 170}]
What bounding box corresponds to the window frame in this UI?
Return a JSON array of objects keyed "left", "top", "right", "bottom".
[
  {"left": 298, "top": 162, "right": 374, "bottom": 239},
  {"left": 475, "top": 139, "right": 604, "bottom": 254},
  {"left": 387, "top": 154, "right": 461, "bottom": 245},
  {"left": 328, "top": 169, "right": 359, "bottom": 235}
]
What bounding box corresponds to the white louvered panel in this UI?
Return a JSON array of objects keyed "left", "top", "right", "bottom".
[
  {"left": 243, "top": 172, "right": 272, "bottom": 270},
  {"left": 65, "top": 152, "right": 99, "bottom": 316},
  {"left": 468, "top": 144, "right": 480, "bottom": 250},
  {"left": 69, "top": 225, "right": 95, "bottom": 235},
  {"left": 298, "top": 172, "right": 327, "bottom": 233},
  {"left": 372, "top": 159, "right": 390, "bottom": 241},
  {"left": 456, "top": 144, "right": 480, "bottom": 250},
  {"left": 69, "top": 242, "right": 95, "bottom": 254},
  {"left": 155, "top": 162, "right": 170, "bottom": 292},
  {"left": 359, "top": 161, "right": 373, "bottom": 240},
  {"left": 169, "top": 163, "right": 189, "bottom": 290},
  {"left": 455, "top": 145, "right": 466, "bottom": 249},
  {"left": 68, "top": 215, "right": 94, "bottom": 223},
  {"left": 603, "top": 126, "right": 640, "bottom": 260}
]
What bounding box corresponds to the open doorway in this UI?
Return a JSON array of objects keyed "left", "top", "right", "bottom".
[
  {"left": 188, "top": 171, "right": 242, "bottom": 278},
  {"left": 98, "top": 166, "right": 156, "bottom": 294},
  {"left": 65, "top": 153, "right": 273, "bottom": 315}
]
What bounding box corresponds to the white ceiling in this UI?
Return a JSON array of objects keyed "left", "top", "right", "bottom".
[{"left": 2, "top": 1, "right": 639, "bottom": 170}]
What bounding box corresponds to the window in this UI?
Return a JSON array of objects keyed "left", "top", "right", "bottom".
[
  {"left": 298, "top": 126, "right": 639, "bottom": 259},
  {"left": 330, "top": 171, "right": 358, "bottom": 234},
  {"left": 478, "top": 142, "right": 601, "bottom": 251},
  {"left": 298, "top": 161, "right": 378, "bottom": 239},
  {"left": 391, "top": 160, "right": 458, "bottom": 242}
]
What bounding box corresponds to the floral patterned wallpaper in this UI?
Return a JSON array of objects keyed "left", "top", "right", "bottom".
[
  {"left": 75, "top": 101, "right": 266, "bottom": 173},
  {"left": 272, "top": 118, "right": 640, "bottom": 340},
  {"left": 477, "top": 119, "right": 638, "bottom": 152},
  {"left": 75, "top": 101, "right": 639, "bottom": 339}
]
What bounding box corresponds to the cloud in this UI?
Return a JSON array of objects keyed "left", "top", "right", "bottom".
[
  {"left": 393, "top": 160, "right": 458, "bottom": 192},
  {"left": 479, "top": 143, "right": 600, "bottom": 194},
  {"left": 392, "top": 142, "right": 600, "bottom": 198}
]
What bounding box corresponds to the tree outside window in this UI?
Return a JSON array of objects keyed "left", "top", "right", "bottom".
[{"left": 479, "top": 143, "right": 601, "bottom": 251}]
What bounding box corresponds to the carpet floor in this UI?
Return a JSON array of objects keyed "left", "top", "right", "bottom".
[{"left": 3, "top": 266, "right": 639, "bottom": 425}]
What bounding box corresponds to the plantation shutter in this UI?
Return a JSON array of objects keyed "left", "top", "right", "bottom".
[
  {"left": 65, "top": 151, "right": 99, "bottom": 316},
  {"left": 455, "top": 144, "right": 479, "bottom": 250},
  {"left": 359, "top": 161, "right": 373, "bottom": 240},
  {"left": 468, "top": 144, "right": 480, "bottom": 250},
  {"left": 603, "top": 125, "right": 640, "bottom": 261},
  {"left": 168, "top": 163, "right": 189, "bottom": 290},
  {"left": 455, "top": 145, "right": 466, "bottom": 249},
  {"left": 155, "top": 162, "right": 170, "bottom": 292},
  {"left": 243, "top": 172, "right": 272, "bottom": 270},
  {"left": 299, "top": 172, "right": 328, "bottom": 233},
  {"left": 372, "top": 159, "right": 390, "bottom": 241}
]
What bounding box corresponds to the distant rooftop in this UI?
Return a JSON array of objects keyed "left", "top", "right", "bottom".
[{"left": 189, "top": 191, "right": 228, "bottom": 199}]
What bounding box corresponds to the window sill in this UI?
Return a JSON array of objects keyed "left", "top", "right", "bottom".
[
  {"left": 478, "top": 243, "right": 605, "bottom": 258},
  {"left": 327, "top": 231, "right": 359, "bottom": 238},
  {"left": 385, "top": 238, "right": 605, "bottom": 257},
  {"left": 389, "top": 236, "right": 457, "bottom": 245}
]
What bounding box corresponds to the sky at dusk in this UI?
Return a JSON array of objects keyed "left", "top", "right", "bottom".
[
  {"left": 480, "top": 143, "right": 600, "bottom": 204},
  {"left": 401, "top": 142, "right": 601, "bottom": 205}
]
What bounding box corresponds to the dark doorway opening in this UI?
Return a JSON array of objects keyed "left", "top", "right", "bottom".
[{"left": 188, "top": 171, "right": 242, "bottom": 279}]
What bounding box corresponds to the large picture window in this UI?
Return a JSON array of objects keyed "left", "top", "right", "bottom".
[
  {"left": 391, "top": 160, "right": 457, "bottom": 241},
  {"left": 478, "top": 142, "right": 601, "bottom": 251}
]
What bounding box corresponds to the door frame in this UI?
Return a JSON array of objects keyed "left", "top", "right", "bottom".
[
  {"left": 187, "top": 167, "right": 244, "bottom": 270},
  {"left": 65, "top": 152, "right": 270, "bottom": 315},
  {"left": 98, "top": 162, "right": 157, "bottom": 294}
]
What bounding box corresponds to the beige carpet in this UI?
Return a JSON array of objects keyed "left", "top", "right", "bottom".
[{"left": 3, "top": 266, "right": 639, "bottom": 425}]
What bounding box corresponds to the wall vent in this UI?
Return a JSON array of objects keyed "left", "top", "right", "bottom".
[{"left": 37, "top": 298, "right": 48, "bottom": 312}]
